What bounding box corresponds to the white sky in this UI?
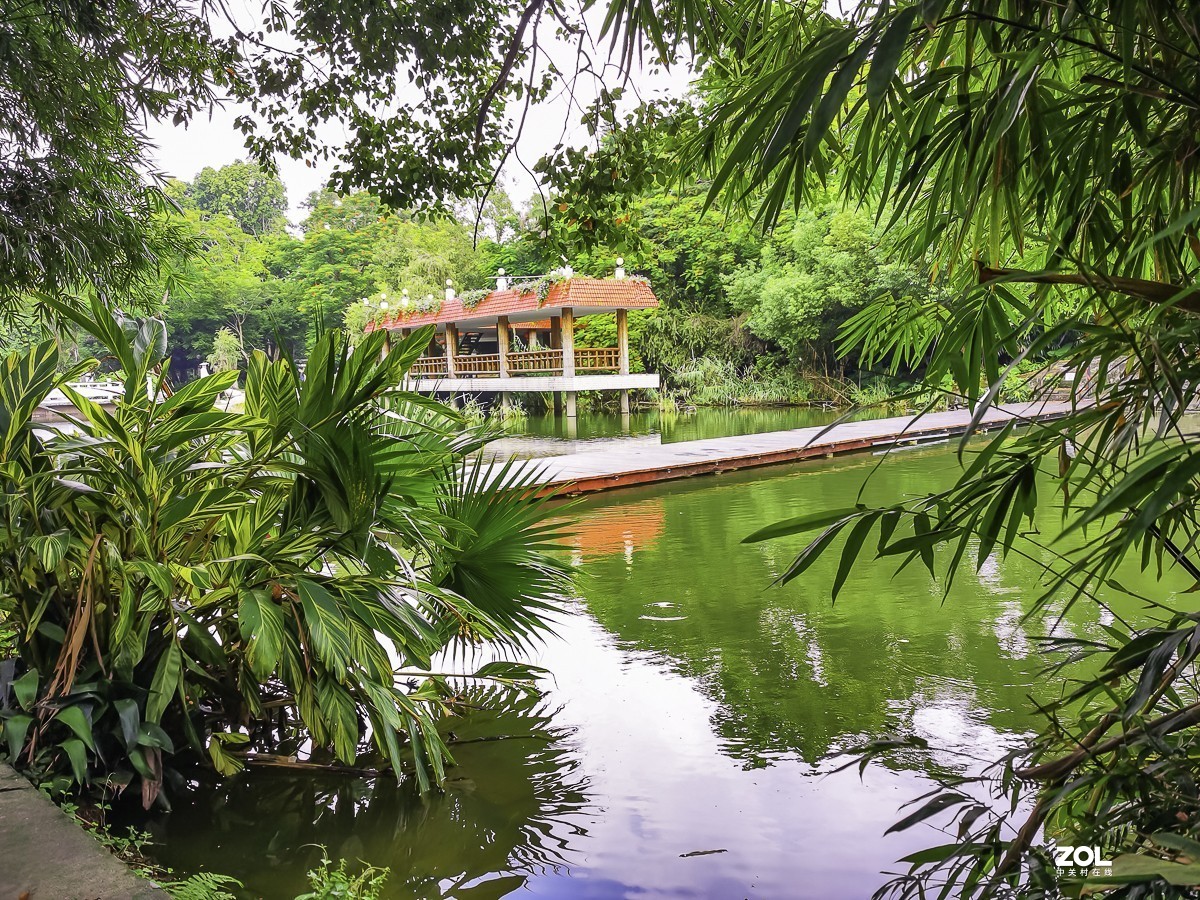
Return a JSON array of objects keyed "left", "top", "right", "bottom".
[{"left": 144, "top": 6, "right": 695, "bottom": 226}]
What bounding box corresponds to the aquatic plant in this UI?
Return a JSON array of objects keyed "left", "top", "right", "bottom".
[
  {"left": 456, "top": 396, "right": 489, "bottom": 423},
  {"left": 496, "top": 399, "right": 529, "bottom": 421},
  {"left": 668, "top": 357, "right": 816, "bottom": 407},
  {"left": 296, "top": 849, "right": 388, "bottom": 900}
]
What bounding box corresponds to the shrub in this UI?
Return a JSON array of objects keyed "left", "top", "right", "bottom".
[{"left": 0, "top": 298, "right": 567, "bottom": 803}]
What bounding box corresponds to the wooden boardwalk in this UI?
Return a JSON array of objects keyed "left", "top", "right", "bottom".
[{"left": 511, "top": 400, "right": 1074, "bottom": 496}]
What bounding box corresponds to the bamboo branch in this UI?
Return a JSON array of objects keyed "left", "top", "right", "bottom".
[
  {"left": 1017, "top": 699, "right": 1200, "bottom": 782},
  {"left": 979, "top": 265, "right": 1200, "bottom": 314}
]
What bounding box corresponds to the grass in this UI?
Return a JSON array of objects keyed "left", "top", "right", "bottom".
[{"left": 666, "top": 358, "right": 817, "bottom": 407}]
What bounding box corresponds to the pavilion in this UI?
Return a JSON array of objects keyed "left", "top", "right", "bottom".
[{"left": 364, "top": 268, "right": 660, "bottom": 416}]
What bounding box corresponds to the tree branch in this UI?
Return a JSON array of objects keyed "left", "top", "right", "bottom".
[{"left": 474, "top": 0, "right": 546, "bottom": 141}]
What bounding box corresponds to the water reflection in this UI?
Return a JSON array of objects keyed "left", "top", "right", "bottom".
[
  {"left": 565, "top": 447, "right": 1189, "bottom": 771},
  {"left": 146, "top": 438, "right": 1194, "bottom": 898},
  {"left": 143, "top": 694, "right": 589, "bottom": 899}
]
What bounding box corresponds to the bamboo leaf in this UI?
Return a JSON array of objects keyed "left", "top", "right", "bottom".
[
  {"left": 743, "top": 507, "right": 865, "bottom": 543},
  {"left": 867, "top": 7, "right": 918, "bottom": 107}
]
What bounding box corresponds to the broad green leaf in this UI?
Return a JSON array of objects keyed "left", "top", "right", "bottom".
[
  {"left": 146, "top": 641, "right": 182, "bottom": 725},
  {"left": 113, "top": 698, "right": 140, "bottom": 750},
  {"left": 59, "top": 737, "right": 89, "bottom": 785},
  {"left": 54, "top": 705, "right": 96, "bottom": 752},
  {"left": 12, "top": 670, "right": 38, "bottom": 712},
  {"left": 1, "top": 714, "right": 33, "bottom": 762}
]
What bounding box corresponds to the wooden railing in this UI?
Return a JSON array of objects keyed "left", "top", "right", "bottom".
[
  {"left": 409, "top": 357, "right": 447, "bottom": 377},
  {"left": 575, "top": 347, "right": 620, "bottom": 372},
  {"left": 407, "top": 347, "right": 623, "bottom": 378},
  {"left": 507, "top": 349, "right": 564, "bottom": 374},
  {"left": 454, "top": 353, "right": 501, "bottom": 376}
]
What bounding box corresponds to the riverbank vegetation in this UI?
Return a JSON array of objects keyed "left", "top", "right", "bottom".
[{"left": 0, "top": 298, "right": 568, "bottom": 804}]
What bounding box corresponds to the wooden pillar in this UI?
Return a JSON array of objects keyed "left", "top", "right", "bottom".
[
  {"left": 444, "top": 324, "right": 457, "bottom": 377},
  {"left": 616, "top": 307, "right": 630, "bottom": 414},
  {"left": 550, "top": 318, "right": 563, "bottom": 414},
  {"left": 616, "top": 308, "right": 630, "bottom": 375},
  {"left": 496, "top": 317, "right": 510, "bottom": 412},
  {"left": 496, "top": 316, "right": 510, "bottom": 376},
  {"left": 561, "top": 307, "right": 576, "bottom": 418},
  {"left": 561, "top": 307, "right": 575, "bottom": 377}
]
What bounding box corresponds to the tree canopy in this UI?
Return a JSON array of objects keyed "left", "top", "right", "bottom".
[
  {"left": 0, "top": 0, "right": 225, "bottom": 307},
  {"left": 185, "top": 161, "right": 288, "bottom": 237}
]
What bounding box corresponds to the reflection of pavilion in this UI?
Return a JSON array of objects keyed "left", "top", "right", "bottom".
[
  {"left": 566, "top": 502, "right": 665, "bottom": 560},
  {"left": 365, "top": 273, "right": 660, "bottom": 416}
]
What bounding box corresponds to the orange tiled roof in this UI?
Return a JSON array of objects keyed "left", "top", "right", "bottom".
[{"left": 365, "top": 277, "right": 657, "bottom": 332}]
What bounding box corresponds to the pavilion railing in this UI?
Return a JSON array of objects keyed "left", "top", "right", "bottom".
[
  {"left": 454, "top": 353, "right": 501, "bottom": 376},
  {"left": 507, "top": 349, "right": 564, "bottom": 374},
  {"left": 408, "top": 347, "right": 623, "bottom": 378},
  {"left": 575, "top": 347, "right": 620, "bottom": 372},
  {"left": 409, "top": 357, "right": 448, "bottom": 377}
]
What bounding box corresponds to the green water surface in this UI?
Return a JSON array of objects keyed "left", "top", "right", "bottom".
[{"left": 143, "top": 416, "right": 1184, "bottom": 899}]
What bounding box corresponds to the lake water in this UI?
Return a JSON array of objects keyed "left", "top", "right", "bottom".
[{"left": 141, "top": 412, "right": 1183, "bottom": 898}]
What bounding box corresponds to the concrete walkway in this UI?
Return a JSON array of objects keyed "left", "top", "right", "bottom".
[
  {"left": 508, "top": 400, "right": 1074, "bottom": 496},
  {"left": 0, "top": 763, "right": 165, "bottom": 899}
]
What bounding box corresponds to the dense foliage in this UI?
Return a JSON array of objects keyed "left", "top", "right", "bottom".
[
  {"left": 43, "top": 159, "right": 922, "bottom": 402},
  {"left": 0, "top": 299, "right": 568, "bottom": 803},
  {"left": 144, "top": 169, "right": 499, "bottom": 376},
  {"left": 0, "top": 0, "right": 225, "bottom": 309}
]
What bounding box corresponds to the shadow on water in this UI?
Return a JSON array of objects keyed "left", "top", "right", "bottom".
[
  {"left": 140, "top": 426, "right": 1197, "bottom": 898},
  {"left": 140, "top": 693, "right": 590, "bottom": 899}
]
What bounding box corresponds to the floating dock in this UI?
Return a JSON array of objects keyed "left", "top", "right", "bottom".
[{"left": 512, "top": 401, "right": 1074, "bottom": 497}]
